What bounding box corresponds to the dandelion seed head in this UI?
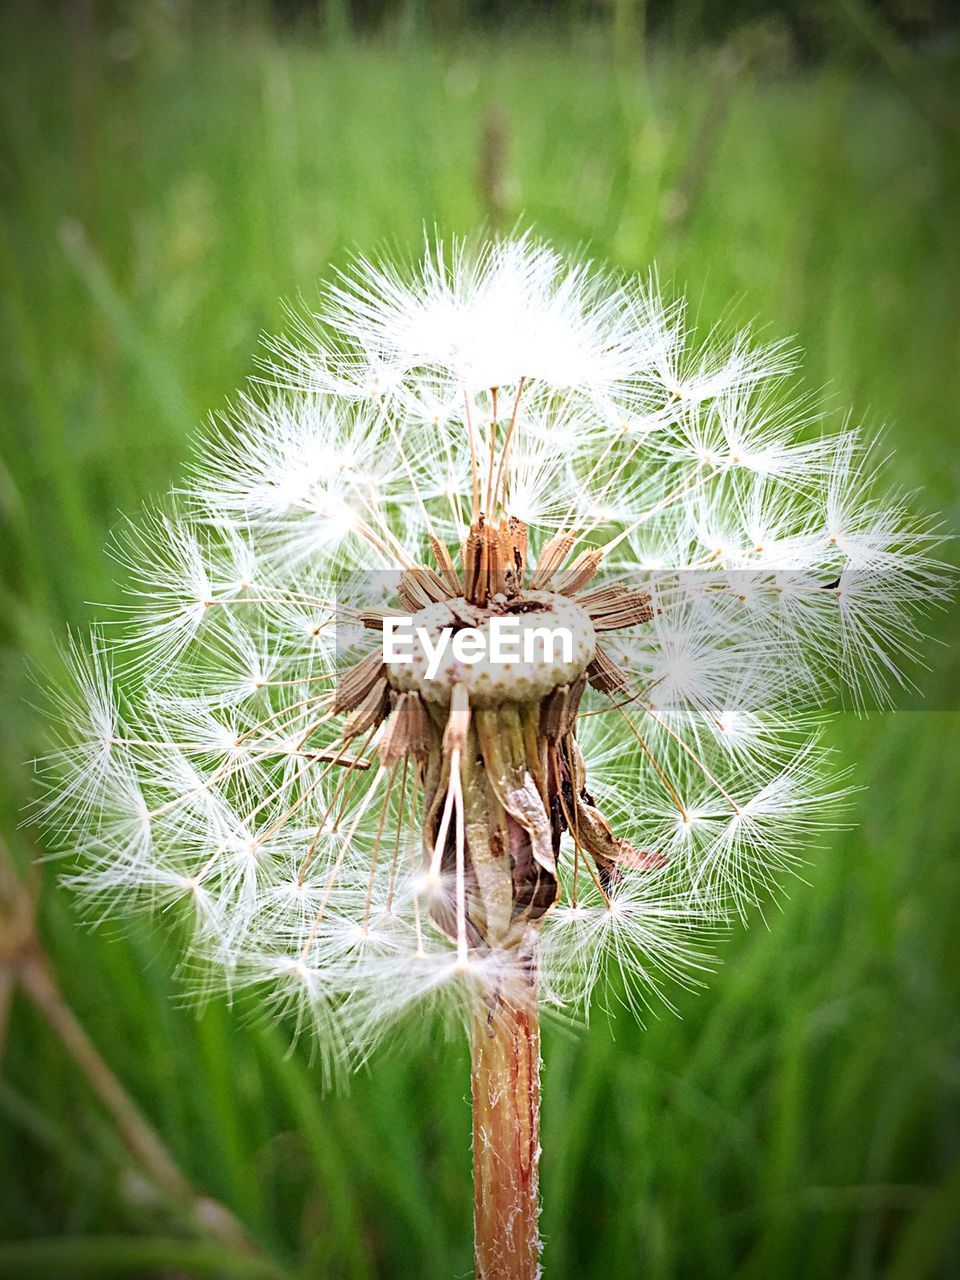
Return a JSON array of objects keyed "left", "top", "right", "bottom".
[{"left": 36, "top": 232, "right": 949, "bottom": 1071}]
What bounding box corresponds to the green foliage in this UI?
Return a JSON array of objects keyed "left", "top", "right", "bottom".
[{"left": 1, "top": 5, "right": 958, "bottom": 1276}]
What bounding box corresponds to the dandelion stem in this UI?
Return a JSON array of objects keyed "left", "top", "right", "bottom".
[{"left": 471, "top": 985, "right": 542, "bottom": 1280}]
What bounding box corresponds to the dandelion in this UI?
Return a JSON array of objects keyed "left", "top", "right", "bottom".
[{"left": 38, "top": 234, "right": 948, "bottom": 1278}]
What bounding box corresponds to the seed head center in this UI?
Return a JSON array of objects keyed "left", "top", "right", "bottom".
[{"left": 385, "top": 589, "right": 597, "bottom": 707}]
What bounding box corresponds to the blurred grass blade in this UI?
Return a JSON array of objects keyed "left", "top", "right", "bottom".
[{"left": 0, "top": 1236, "right": 290, "bottom": 1278}]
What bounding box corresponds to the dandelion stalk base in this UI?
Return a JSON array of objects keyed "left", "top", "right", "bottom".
[{"left": 471, "top": 986, "right": 542, "bottom": 1280}]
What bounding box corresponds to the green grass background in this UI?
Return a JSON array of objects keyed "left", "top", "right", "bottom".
[{"left": 1, "top": 3, "right": 959, "bottom": 1276}]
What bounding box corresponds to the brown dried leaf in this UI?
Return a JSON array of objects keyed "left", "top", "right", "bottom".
[
  {"left": 555, "top": 547, "right": 603, "bottom": 595},
  {"left": 586, "top": 645, "right": 632, "bottom": 698},
  {"left": 429, "top": 534, "right": 462, "bottom": 596},
  {"left": 342, "top": 676, "right": 389, "bottom": 739},
  {"left": 332, "top": 651, "right": 387, "bottom": 714},
  {"left": 529, "top": 530, "right": 576, "bottom": 590},
  {"left": 378, "top": 692, "right": 432, "bottom": 765}
]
